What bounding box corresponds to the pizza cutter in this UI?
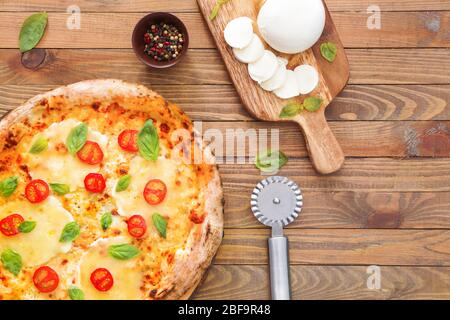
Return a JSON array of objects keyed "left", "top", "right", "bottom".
[{"left": 251, "top": 176, "right": 303, "bottom": 300}]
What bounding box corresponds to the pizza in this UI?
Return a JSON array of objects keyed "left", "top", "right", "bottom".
[{"left": 0, "top": 79, "right": 223, "bottom": 300}]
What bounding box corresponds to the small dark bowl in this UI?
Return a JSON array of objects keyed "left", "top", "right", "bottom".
[{"left": 132, "top": 12, "right": 189, "bottom": 69}]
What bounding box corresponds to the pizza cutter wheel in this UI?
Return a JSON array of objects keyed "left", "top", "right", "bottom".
[{"left": 251, "top": 176, "right": 303, "bottom": 300}]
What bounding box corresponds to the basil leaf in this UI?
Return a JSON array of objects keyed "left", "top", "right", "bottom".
[
  {"left": 152, "top": 213, "right": 167, "bottom": 238},
  {"left": 100, "top": 212, "right": 112, "bottom": 231},
  {"left": 1, "top": 249, "right": 22, "bottom": 276},
  {"left": 108, "top": 244, "right": 140, "bottom": 260},
  {"left": 50, "top": 183, "right": 70, "bottom": 195},
  {"left": 59, "top": 221, "right": 80, "bottom": 242},
  {"left": 303, "top": 97, "right": 323, "bottom": 112},
  {"left": 19, "top": 12, "right": 48, "bottom": 53},
  {"left": 18, "top": 221, "right": 36, "bottom": 233},
  {"left": 137, "top": 120, "right": 159, "bottom": 161},
  {"left": 0, "top": 176, "right": 19, "bottom": 198},
  {"left": 320, "top": 42, "right": 337, "bottom": 63},
  {"left": 255, "top": 150, "right": 288, "bottom": 173},
  {"left": 66, "top": 123, "right": 88, "bottom": 155},
  {"left": 68, "top": 287, "right": 85, "bottom": 300},
  {"left": 209, "top": 0, "right": 231, "bottom": 20},
  {"left": 29, "top": 136, "right": 48, "bottom": 154},
  {"left": 279, "top": 103, "right": 303, "bottom": 118},
  {"left": 115, "top": 175, "right": 131, "bottom": 192}
]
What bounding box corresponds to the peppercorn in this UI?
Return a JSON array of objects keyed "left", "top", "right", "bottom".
[{"left": 143, "top": 21, "right": 185, "bottom": 62}]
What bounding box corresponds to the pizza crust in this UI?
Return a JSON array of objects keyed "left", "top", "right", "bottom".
[{"left": 0, "top": 79, "right": 224, "bottom": 300}]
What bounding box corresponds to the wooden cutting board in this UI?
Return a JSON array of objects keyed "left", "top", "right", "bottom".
[{"left": 197, "top": 0, "right": 350, "bottom": 174}]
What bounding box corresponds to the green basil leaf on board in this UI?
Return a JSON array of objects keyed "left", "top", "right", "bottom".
[
  {"left": 18, "top": 221, "right": 36, "bottom": 233},
  {"left": 29, "top": 136, "right": 48, "bottom": 154},
  {"left": 1, "top": 249, "right": 22, "bottom": 276},
  {"left": 152, "top": 213, "right": 167, "bottom": 238},
  {"left": 0, "top": 176, "right": 19, "bottom": 198},
  {"left": 115, "top": 175, "right": 131, "bottom": 192},
  {"left": 255, "top": 150, "right": 288, "bottom": 173},
  {"left": 19, "top": 12, "right": 48, "bottom": 53},
  {"left": 279, "top": 103, "right": 303, "bottom": 118},
  {"left": 209, "top": 0, "right": 231, "bottom": 20},
  {"left": 108, "top": 244, "right": 140, "bottom": 260},
  {"left": 68, "top": 287, "right": 85, "bottom": 300},
  {"left": 303, "top": 97, "right": 323, "bottom": 112},
  {"left": 66, "top": 123, "right": 88, "bottom": 155},
  {"left": 100, "top": 212, "right": 113, "bottom": 231},
  {"left": 49, "top": 183, "right": 70, "bottom": 195},
  {"left": 138, "top": 120, "right": 159, "bottom": 161},
  {"left": 59, "top": 221, "right": 80, "bottom": 242},
  {"left": 320, "top": 42, "right": 337, "bottom": 63}
]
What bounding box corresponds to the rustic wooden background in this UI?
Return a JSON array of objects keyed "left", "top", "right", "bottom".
[{"left": 0, "top": 0, "right": 449, "bottom": 299}]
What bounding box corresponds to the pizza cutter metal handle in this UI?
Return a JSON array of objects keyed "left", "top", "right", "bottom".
[{"left": 269, "top": 234, "right": 291, "bottom": 300}]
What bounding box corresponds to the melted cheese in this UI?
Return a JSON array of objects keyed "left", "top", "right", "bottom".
[
  {"left": 25, "top": 119, "right": 108, "bottom": 189},
  {"left": 78, "top": 237, "right": 143, "bottom": 300},
  {"left": 110, "top": 156, "right": 185, "bottom": 218},
  {"left": 0, "top": 196, "right": 73, "bottom": 266}
]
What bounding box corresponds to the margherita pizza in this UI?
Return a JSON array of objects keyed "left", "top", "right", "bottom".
[{"left": 0, "top": 80, "right": 223, "bottom": 300}]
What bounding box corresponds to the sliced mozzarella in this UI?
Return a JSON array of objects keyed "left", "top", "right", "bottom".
[
  {"left": 278, "top": 57, "right": 289, "bottom": 66},
  {"left": 78, "top": 237, "right": 143, "bottom": 300},
  {"left": 224, "top": 17, "right": 254, "bottom": 49},
  {"left": 274, "top": 70, "right": 300, "bottom": 99},
  {"left": 248, "top": 50, "right": 278, "bottom": 83},
  {"left": 294, "top": 64, "right": 320, "bottom": 94},
  {"left": 24, "top": 119, "right": 108, "bottom": 189},
  {"left": 0, "top": 196, "right": 74, "bottom": 266},
  {"left": 260, "top": 58, "right": 288, "bottom": 91},
  {"left": 233, "top": 34, "right": 265, "bottom": 63}
]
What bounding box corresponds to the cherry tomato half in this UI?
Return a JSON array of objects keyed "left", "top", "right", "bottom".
[
  {"left": 33, "top": 266, "right": 59, "bottom": 293},
  {"left": 90, "top": 268, "right": 114, "bottom": 292},
  {"left": 0, "top": 214, "right": 24, "bottom": 236},
  {"left": 84, "top": 173, "right": 106, "bottom": 193},
  {"left": 143, "top": 179, "right": 167, "bottom": 205},
  {"left": 118, "top": 130, "right": 139, "bottom": 153},
  {"left": 25, "top": 179, "right": 50, "bottom": 204},
  {"left": 127, "top": 215, "right": 147, "bottom": 238},
  {"left": 77, "top": 141, "right": 104, "bottom": 165}
]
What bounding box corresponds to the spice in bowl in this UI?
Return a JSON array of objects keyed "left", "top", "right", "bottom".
[{"left": 143, "top": 22, "right": 185, "bottom": 62}]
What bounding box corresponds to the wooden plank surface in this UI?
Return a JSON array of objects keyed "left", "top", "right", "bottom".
[
  {"left": 220, "top": 159, "right": 450, "bottom": 192},
  {"left": 1, "top": 12, "right": 448, "bottom": 49},
  {"left": 193, "top": 265, "right": 450, "bottom": 300},
  {"left": 1, "top": 84, "right": 449, "bottom": 121},
  {"left": 216, "top": 229, "right": 450, "bottom": 265},
  {"left": 0, "top": 0, "right": 448, "bottom": 12},
  {"left": 0, "top": 49, "right": 449, "bottom": 85},
  {"left": 1, "top": 0, "right": 449, "bottom": 300}
]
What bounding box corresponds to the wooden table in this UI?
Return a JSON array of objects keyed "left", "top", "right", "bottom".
[{"left": 0, "top": 0, "right": 449, "bottom": 300}]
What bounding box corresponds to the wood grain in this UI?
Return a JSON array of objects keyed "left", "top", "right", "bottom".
[
  {"left": 1, "top": 12, "right": 448, "bottom": 49},
  {"left": 219, "top": 158, "right": 450, "bottom": 192},
  {"left": 223, "top": 190, "right": 450, "bottom": 229},
  {"left": 0, "top": 49, "right": 448, "bottom": 85},
  {"left": 193, "top": 265, "right": 450, "bottom": 300},
  {"left": 216, "top": 229, "right": 450, "bottom": 265},
  {"left": 0, "top": 0, "right": 448, "bottom": 12},
  {"left": 0, "top": 84, "right": 449, "bottom": 121}
]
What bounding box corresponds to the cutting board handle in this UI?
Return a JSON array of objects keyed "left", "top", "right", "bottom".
[{"left": 295, "top": 112, "right": 345, "bottom": 174}]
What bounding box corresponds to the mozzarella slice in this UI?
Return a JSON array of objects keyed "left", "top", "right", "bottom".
[
  {"left": 25, "top": 119, "right": 108, "bottom": 189},
  {"left": 260, "top": 58, "right": 288, "bottom": 91},
  {"left": 274, "top": 70, "right": 300, "bottom": 99},
  {"left": 224, "top": 17, "right": 254, "bottom": 49},
  {"left": 78, "top": 237, "right": 143, "bottom": 300},
  {"left": 294, "top": 64, "right": 320, "bottom": 94},
  {"left": 248, "top": 50, "right": 278, "bottom": 83},
  {"left": 0, "top": 196, "right": 74, "bottom": 266},
  {"left": 233, "top": 34, "right": 265, "bottom": 63}
]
